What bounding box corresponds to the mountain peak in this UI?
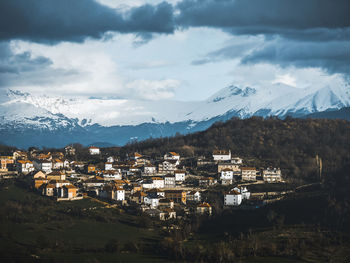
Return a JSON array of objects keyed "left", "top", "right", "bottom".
[
  {"left": 209, "top": 85, "right": 257, "bottom": 103},
  {"left": 6, "top": 89, "right": 30, "bottom": 99}
]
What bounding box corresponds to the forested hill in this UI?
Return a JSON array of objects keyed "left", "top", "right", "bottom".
[{"left": 121, "top": 117, "right": 350, "bottom": 185}]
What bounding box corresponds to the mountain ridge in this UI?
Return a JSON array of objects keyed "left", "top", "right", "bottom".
[{"left": 1, "top": 82, "right": 350, "bottom": 148}]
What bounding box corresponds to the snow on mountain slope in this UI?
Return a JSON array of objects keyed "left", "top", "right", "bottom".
[
  {"left": 0, "top": 100, "right": 79, "bottom": 130},
  {"left": 266, "top": 83, "right": 350, "bottom": 116},
  {"left": 5, "top": 90, "right": 199, "bottom": 126},
  {"left": 184, "top": 83, "right": 298, "bottom": 120},
  {"left": 2, "top": 82, "right": 350, "bottom": 129}
]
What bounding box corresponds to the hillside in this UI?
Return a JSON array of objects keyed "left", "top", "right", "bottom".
[{"left": 121, "top": 117, "right": 350, "bottom": 185}]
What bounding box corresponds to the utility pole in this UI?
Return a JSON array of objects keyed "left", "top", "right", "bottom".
[{"left": 316, "top": 154, "right": 322, "bottom": 183}]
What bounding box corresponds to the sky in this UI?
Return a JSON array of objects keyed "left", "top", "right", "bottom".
[{"left": 1, "top": 0, "right": 350, "bottom": 101}]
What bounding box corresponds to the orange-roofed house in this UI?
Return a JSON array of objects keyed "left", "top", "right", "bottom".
[
  {"left": 0, "top": 156, "right": 14, "bottom": 172},
  {"left": 58, "top": 184, "right": 78, "bottom": 199},
  {"left": 196, "top": 202, "right": 212, "bottom": 215},
  {"left": 132, "top": 183, "right": 142, "bottom": 193},
  {"left": 164, "top": 152, "right": 180, "bottom": 162},
  {"left": 16, "top": 160, "right": 34, "bottom": 174},
  {"left": 34, "top": 179, "right": 48, "bottom": 189},
  {"left": 36, "top": 153, "right": 52, "bottom": 160},
  {"left": 46, "top": 171, "right": 66, "bottom": 181},
  {"left": 129, "top": 152, "right": 142, "bottom": 161},
  {"left": 87, "top": 164, "right": 96, "bottom": 174},
  {"left": 33, "top": 171, "right": 46, "bottom": 179}
]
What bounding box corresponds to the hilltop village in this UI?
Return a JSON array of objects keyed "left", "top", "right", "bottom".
[{"left": 0, "top": 146, "right": 285, "bottom": 220}]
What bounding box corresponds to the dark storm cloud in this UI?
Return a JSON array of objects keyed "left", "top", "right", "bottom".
[
  {"left": 191, "top": 37, "right": 262, "bottom": 65},
  {"left": 0, "top": 0, "right": 174, "bottom": 43},
  {"left": 176, "top": 0, "right": 350, "bottom": 40},
  {"left": 241, "top": 39, "right": 350, "bottom": 76},
  {"left": 0, "top": 42, "right": 52, "bottom": 74},
  {"left": 180, "top": 0, "right": 350, "bottom": 76},
  {"left": 1, "top": 0, "right": 350, "bottom": 80},
  {"left": 1, "top": 0, "right": 349, "bottom": 43},
  {"left": 0, "top": 42, "right": 78, "bottom": 87}
]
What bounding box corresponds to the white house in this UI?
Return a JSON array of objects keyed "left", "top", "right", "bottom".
[
  {"left": 187, "top": 191, "right": 201, "bottom": 202},
  {"left": 164, "top": 152, "right": 180, "bottom": 164},
  {"left": 152, "top": 177, "right": 165, "bottom": 189},
  {"left": 231, "top": 157, "right": 243, "bottom": 165},
  {"left": 52, "top": 159, "right": 64, "bottom": 170},
  {"left": 220, "top": 168, "right": 235, "bottom": 185},
  {"left": 263, "top": 167, "right": 282, "bottom": 182},
  {"left": 63, "top": 160, "right": 70, "bottom": 168},
  {"left": 144, "top": 196, "right": 160, "bottom": 208},
  {"left": 106, "top": 156, "right": 115, "bottom": 163},
  {"left": 105, "top": 162, "right": 114, "bottom": 171},
  {"left": 89, "top": 146, "right": 100, "bottom": 155},
  {"left": 233, "top": 187, "right": 250, "bottom": 200},
  {"left": 103, "top": 170, "right": 122, "bottom": 180},
  {"left": 220, "top": 168, "right": 234, "bottom": 180},
  {"left": 158, "top": 160, "right": 178, "bottom": 174},
  {"left": 174, "top": 170, "right": 186, "bottom": 182},
  {"left": 146, "top": 188, "right": 165, "bottom": 198},
  {"left": 164, "top": 174, "right": 176, "bottom": 188},
  {"left": 114, "top": 187, "right": 125, "bottom": 201},
  {"left": 213, "top": 150, "right": 231, "bottom": 161},
  {"left": 99, "top": 186, "right": 125, "bottom": 201},
  {"left": 16, "top": 160, "right": 34, "bottom": 174},
  {"left": 33, "top": 159, "right": 52, "bottom": 173},
  {"left": 224, "top": 190, "right": 242, "bottom": 206},
  {"left": 142, "top": 180, "right": 154, "bottom": 189},
  {"left": 54, "top": 180, "right": 71, "bottom": 188},
  {"left": 142, "top": 178, "right": 165, "bottom": 189},
  {"left": 143, "top": 164, "right": 156, "bottom": 175}
]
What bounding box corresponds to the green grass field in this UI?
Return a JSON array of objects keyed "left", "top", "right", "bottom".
[
  {"left": 0, "top": 179, "right": 167, "bottom": 263},
  {"left": 1, "top": 179, "right": 349, "bottom": 263}
]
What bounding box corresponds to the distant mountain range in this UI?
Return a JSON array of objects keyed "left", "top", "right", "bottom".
[{"left": 1, "top": 82, "right": 350, "bottom": 148}]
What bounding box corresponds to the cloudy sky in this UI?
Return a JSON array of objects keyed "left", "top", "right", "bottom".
[{"left": 1, "top": 0, "right": 350, "bottom": 101}]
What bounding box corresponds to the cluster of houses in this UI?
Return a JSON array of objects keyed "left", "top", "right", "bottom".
[{"left": 0, "top": 146, "right": 284, "bottom": 220}]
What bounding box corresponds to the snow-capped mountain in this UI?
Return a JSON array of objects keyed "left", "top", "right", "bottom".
[{"left": 1, "top": 82, "right": 350, "bottom": 148}]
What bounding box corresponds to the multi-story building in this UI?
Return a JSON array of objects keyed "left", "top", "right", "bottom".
[
  {"left": 158, "top": 160, "right": 178, "bottom": 174},
  {"left": 241, "top": 167, "right": 257, "bottom": 181},
  {"left": 174, "top": 170, "right": 186, "bottom": 182},
  {"left": 212, "top": 150, "right": 231, "bottom": 161},
  {"left": 263, "top": 167, "right": 282, "bottom": 182},
  {"left": 33, "top": 159, "right": 52, "bottom": 173},
  {"left": 164, "top": 174, "right": 176, "bottom": 188},
  {"left": 224, "top": 190, "right": 242, "bottom": 206}
]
